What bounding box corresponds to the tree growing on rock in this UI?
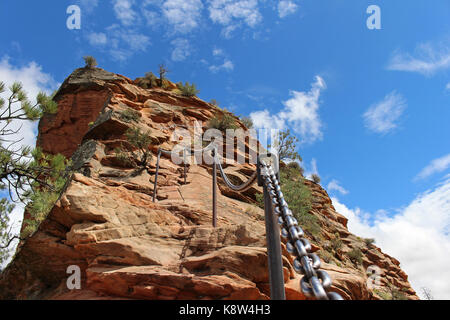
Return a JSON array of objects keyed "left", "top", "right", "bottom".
[
  {"left": 269, "top": 128, "right": 302, "bottom": 163},
  {"left": 421, "top": 287, "right": 433, "bottom": 300},
  {"left": 0, "top": 81, "right": 71, "bottom": 264},
  {"left": 83, "top": 56, "right": 98, "bottom": 69},
  {"left": 158, "top": 63, "right": 169, "bottom": 87},
  {"left": 115, "top": 127, "right": 154, "bottom": 171}
]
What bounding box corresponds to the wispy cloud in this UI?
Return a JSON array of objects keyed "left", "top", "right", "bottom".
[
  {"left": 415, "top": 153, "right": 450, "bottom": 181},
  {"left": 87, "top": 32, "right": 107, "bottom": 46},
  {"left": 278, "top": 0, "right": 298, "bottom": 18},
  {"left": 171, "top": 38, "right": 192, "bottom": 61},
  {"left": 88, "top": 24, "right": 151, "bottom": 62},
  {"left": 327, "top": 179, "right": 349, "bottom": 195},
  {"left": 161, "top": 0, "right": 204, "bottom": 34},
  {"left": 81, "top": 0, "right": 303, "bottom": 61},
  {"left": 209, "top": 59, "right": 234, "bottom": 73},
  {"left": 206, "top": 47, "right": 234, "bottom": 73},
  {"left": 112, "top": 0, "right": 139, "bottom": 26},
  {"left": 250, "top": 76, "right": 326, "bottom": 144},
  {"left": 212, "top": 48, "right": 224, "bottom": 57},
  {"left": 332, "top": 176, "right": 450, "bottom": 299},
  {"left": 363, "top": 91, "right": 407, "bottom": 134},
  {"left": 387, "top": 41, "right": 450, "bottom": 76},
  {"left": 446, "top": 82, "right": 450, "bottom": 91},
  {"left": 303, "top": 158, "right": 320, "bottom": 180},
  {"left": 207, "top": 0, "right": 262, "bottom": 38}
]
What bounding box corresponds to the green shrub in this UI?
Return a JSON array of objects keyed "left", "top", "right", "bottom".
[
  {"left": 287, "top": 161, "right": 300, "bottom": 170},
  {"left": 374, "top": 285, "right": 409, "bottom": 300},
  {"left": 240, "top": 116, "right": 253, "bottom": 129},
  {"left": 388, "top": 284, "right": 409, "bottom": 300},
  {"left": 146, "top": 72, "right": 159, "bottom": 87},
  {"left": 279, "top": 167, "right": 320, "bottom": 237},
  {"left": 210, "top": 99, "right": 220, "bottom": 107},
  {"left": 311, "top": 173, "right": 321, "bottom": 184},
  {"left": 119, "top": 109, "right": 140, "bottom": 123},
  {"left": 115, "top": 128, "right": 153, "bottom": 169},
  {"left": 83, "top": 56, "right": 97, "bottom": 69},
  {"left": 287, "top": 161, "right": 304, "bottom": 176},
  {"left": 373, "top": 289, "right": 391, "bottom": 300},
  {"left": 364, "top": 238, "right": 376, "bottom": 246},
  {"left": 330, "top": 235, "right": 343, "bottom": 251},
  {"left": 348, "top": 247, "right": 363, "bottom": 265},
  {"left": 177, "top": 82, "right": 199, "bottom": 97},
  {"left": 319, "top": 250, "right": 335, "bottom": 264},
  {"left": 255, "top": 193, "right": 264, "bottom": 208},
  {"left": 207, "top": 113, "right": 238, "bottom": 132},
  {"left": 113, "top": 147, "right": 133, "bottom": 167}
]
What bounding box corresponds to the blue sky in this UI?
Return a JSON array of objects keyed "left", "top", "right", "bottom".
[{"left": 1, "top": 0, "right": 449, "bottom": 298}]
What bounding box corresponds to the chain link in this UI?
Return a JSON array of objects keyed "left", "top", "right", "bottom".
[{"left": 260, "top": 162, "right": 344, "bottom": 300}]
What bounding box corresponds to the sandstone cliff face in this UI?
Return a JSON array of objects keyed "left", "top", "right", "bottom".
[{"left": 0, "top": 68, "right": 418, "bottom": 300}]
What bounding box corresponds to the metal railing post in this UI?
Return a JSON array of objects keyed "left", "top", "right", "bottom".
[
  {"left": 212, "top": 148, "right": 217, "bottom": 228},
  {"left": 183, "top": 148, "right": 187, "bottom": 185},
  {"left": 258, "top": 156, "right": 286, "bottom": 300},
  {"left": 153, "top": 149, "right": 162, "bottom": 203}
]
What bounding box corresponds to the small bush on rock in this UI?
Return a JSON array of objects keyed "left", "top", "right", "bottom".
[
  {"left": 207, "top": 113, "right": 238, "bottom": 132},
  {"left": 177, "top": 82, "right": 200, "bottom": 97},
  {"left": 83, "top": 56, "right": 97, "bottom": 69}
]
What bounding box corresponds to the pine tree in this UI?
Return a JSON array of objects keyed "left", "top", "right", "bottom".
[{"left": 0, "top": 81, "right": 71, "bottom": 265}]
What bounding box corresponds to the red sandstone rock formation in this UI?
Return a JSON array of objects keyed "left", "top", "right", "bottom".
[{"left": 0, "top": 68, "right": 418, "bottom": 300}]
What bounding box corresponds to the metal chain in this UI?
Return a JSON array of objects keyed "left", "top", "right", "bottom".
[
  {"left": 155, "top": 145, "right": 343, "bottom": 300},
  {"left": 260, "top": 162, "right": 344, "bottom": 300},
  {"left": 213, "top": 151, "right": 258, "bottom": 192}
]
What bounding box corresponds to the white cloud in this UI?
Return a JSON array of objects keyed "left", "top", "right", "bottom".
[
  {"left": 206, "top": 47, "right": 234, "bottom": 73},
  {"left": 87, "top": 32, "right": 107, "bottom": 46},
  {"left": 332, "top": 176, "right": 450, "bottom": 299},
  {"left": 121, "top": 32, "right": 151, "bottom": 52},
  {"left": 162, "top": 0, "right": 204, "bottom": 34},
  {"left": 208, "top": 0, "right": 262, "bottom": 37},
  {"left": 98, "top": 24, "right": 151, "bottom": 61},
  {"left": 363, "top": 91, "right": 407, "bottom": 134},
  {"left": 112, "top": 0, "right": 139, "bottom": 26},
  {"left": 209, "top": 59, "right": 234, "bottom": 73},
  {"left": 249, "top": 109, "right": 285, "bottom": 131},
  {"left": 250, "top": 76, "right": 326, "bottom": 144},
  {"left": 327, "top": 179, "right": 349, "bottom": 195},
  {"left": 171, "top": 38, "right": 192, "bottom": 61},
  {"left": 387, "top": 41, "right": 450, "bottom": 76},
  {"left": 446, "top": 82, "right": 450, "bottom": 91},
  {"left": 213, "top": 48, "right": 224, "bottom": 57},
  {"left": 0, "top": 57, "right": 57, "bottom": 147},
  {"left": 278, "top": 0, "right": 298, "bottom": 18},
  {"left": 303, "top": 158, "right": 320, "bottom": 180},
  {"left": 415, "top": 153, "right": 450, "bottom": 181}
]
